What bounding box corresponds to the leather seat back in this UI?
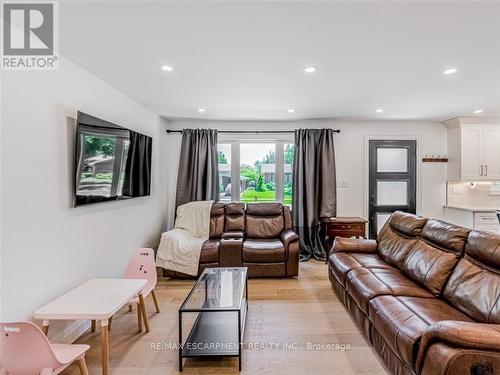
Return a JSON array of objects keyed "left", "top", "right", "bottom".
[
  {"left": 443, "top": 230, "right": 500, "bottom": 323},
  {"left": 224, "top": 202, "right": 246, "bottom": 232},
  {"left": 284, "top": 205, "right": 293, "bottom": 230},
  {"left": 377, "top": 211, "right": 428, "bottom": 268},
  {"left": 245, "top": 203, "right": 284, "bottom": 239},
  {"left": 401, "top": 220, "right": 470, "bottom": 296},
  {"left": 209, "top": 203, "right": 225, "bottom": 239}
]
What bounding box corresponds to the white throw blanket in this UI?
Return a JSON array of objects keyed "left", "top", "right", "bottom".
[{"left": 156, "top": 200, "right": 214, "bottom": 276}]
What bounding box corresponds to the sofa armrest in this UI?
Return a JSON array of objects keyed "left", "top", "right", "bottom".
[
  {"left": 219, "top": 237, "right": 243, "bottom": 267},
  {"left": 222, "top": 231, "right": 244, "bottom": 239},
  {"left": 330, "top": 237, "right": 378, "bottom": 256},
  {"left": 281, "top": 230, "right": 299, "bottom": 248},
  {"left": 416, "top": 321, "right": 500, "bottom": 374}
]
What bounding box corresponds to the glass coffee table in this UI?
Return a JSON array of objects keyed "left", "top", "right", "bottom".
[{"left": 178, "top": 267, "right": 248, "bottom": 371}]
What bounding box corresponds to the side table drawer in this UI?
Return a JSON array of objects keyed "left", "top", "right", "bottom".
[{"left": 327, "top": 223, "right": 364, "bottom": 234}]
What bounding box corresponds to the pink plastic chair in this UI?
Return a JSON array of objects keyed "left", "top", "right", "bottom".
[
  {"left": 0, "top": 321, "right": 90, "bottom": 375},
  {"left": 124, "top": 248, "right": 159, "bottom": 332}
]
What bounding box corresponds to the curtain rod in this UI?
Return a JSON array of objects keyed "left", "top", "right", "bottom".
[{"left": 166, "top": 129, "right": 341, "bottom": 134}]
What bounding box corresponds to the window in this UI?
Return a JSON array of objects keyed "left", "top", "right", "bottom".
[
  {"left": 217, "top": 144, "right": 232, "bottom": 202},
  {"left": 217, "top": 140, "right": 294, "bottom": 205},
  {"left": 284, "top": 143, "right": 294, "bottom": 205},
  {"left": 240, "top": 143, "right": 276, "bottom": 203}
]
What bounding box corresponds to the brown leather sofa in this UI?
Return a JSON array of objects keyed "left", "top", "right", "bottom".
[
  {"left": 328, "top": 211, "right": 500, "bottom": 375},
  {"left": 163, "top": 202, "right": 299, "bottom": 278},
  {"left": 243, "top": 203, "right": 299, "bottom": 278}
]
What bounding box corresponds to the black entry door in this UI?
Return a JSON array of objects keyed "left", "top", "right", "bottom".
[{"left": 368, "top": 140, "right": 416, "bottom": 239}]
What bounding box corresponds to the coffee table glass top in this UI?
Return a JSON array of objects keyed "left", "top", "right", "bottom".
[{"left": 180, "top": 267, "right": 247, "bottom": 311}]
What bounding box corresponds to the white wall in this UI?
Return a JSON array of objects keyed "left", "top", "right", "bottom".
[
  {"left": 0, "top": 56, "right": 168, "bottom": 339},
  {"left": 164, "top": 119, "right": 447, "bottom": 228}
]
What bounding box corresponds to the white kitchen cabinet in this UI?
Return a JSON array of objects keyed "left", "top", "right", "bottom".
[
  {"left": 460, "top": 125, "right": 483, "bottom": 179},
  {"left": 483, "top": 126, "right": 500, "bottom": 179},
  {"left": 445, "top": 118, "right": 500, "bottom": 181}
]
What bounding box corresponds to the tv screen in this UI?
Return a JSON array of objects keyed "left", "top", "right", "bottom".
[{"left": 74, "top": 111, "right": 152, "bottom": 207}]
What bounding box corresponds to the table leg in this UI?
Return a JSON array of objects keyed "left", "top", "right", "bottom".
[
  {"left": 151, "top": 289, "right": 160, "bottom": 313},
  {"left": 137, "top": 303, "right": 142, "bottom": 333},
  {"left": 42, "top": 320, "right": 50, "bottom": 335},
  {"left": 77, "top": 358, "right": 89, "bottom": 375},
  {"left": 138, "top": 293, "right": 150, "bottom": 333},
  {"left": 101, "top": 319, "right": 109, "bottom": 375},
  {"left": 91, "top": 320, "right": 96, "bottom": 333},
  {"left": 238, "top": 310, "right": 242, "bottom": 371},
  {"left": 179, "top": 311, "right": 183, "bottom": 372}
]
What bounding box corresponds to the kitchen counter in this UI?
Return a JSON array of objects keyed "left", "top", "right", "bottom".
[
  {"left": 443, "top": 206, "right": 500, "bottom": 234},
  {"left": 444, "top": 205, "right": 499, "bottom": 212}
]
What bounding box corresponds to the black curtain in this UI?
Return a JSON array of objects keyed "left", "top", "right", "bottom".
[
  {"left": 123, "top": 130, "right": 152, "bottom": 197},
  {"left": 292, "top": 129, "right": 337, "bottom": 261},
  {"left": 175, "top": 129, "right": 219, "bottom": 207}
]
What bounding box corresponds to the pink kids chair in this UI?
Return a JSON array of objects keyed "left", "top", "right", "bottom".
[
  {"left": 124, "top": 248, "right": 159, "bottom": 332},
  {"left": 0, "top": 321, "right": 90, "bottom": 375}
]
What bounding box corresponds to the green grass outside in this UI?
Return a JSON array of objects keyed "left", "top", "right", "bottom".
[{"left": 240, "top": 189, "right": 292, "bottom": 205}]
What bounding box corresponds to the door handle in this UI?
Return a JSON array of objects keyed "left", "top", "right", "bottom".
[
  {"left": 480, "top": 165, "right": 484, "bottom": 176},
  {"left": 485, "top": 165, "right": 488, "bottom": 176}
]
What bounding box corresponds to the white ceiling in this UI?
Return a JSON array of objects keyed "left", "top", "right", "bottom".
[{"left": 60, "top": 1, "right": 500, "bottom": 121}]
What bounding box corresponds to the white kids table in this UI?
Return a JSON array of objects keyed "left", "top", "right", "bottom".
[{"left": 34, "top": 278, "right": 148, "bottom": 375}]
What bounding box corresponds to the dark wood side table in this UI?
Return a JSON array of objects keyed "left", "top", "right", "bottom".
[{"left": 318, "top": 217, "right": 368, "bottom": 260}]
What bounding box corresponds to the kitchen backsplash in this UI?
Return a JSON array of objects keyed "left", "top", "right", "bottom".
[{"left": 447, "top": 181, "right": 500, "bottom": 208}]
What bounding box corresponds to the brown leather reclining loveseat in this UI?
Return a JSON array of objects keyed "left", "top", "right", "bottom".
[
  {"left": 328, "top": 211, "right": 500, "bottom": 375},
  {"left": 163, "top": 202, "right": 299, "bottom": 278}
]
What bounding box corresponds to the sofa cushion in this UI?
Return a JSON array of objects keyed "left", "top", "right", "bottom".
[
  {"left": 443, "top": 230, "right": 500, "bottom": 323},
  {"left": 200, "top": 240, "right": 220, "bottom": 263},
  {"left": 401, "top": 220, "right": 469, "bottom": 296},
  {"left": 224, "top": 203, "right": 245, "bottom": 231},
  {"left": 246, "top": 202, "right": 283, "bottom": 216},
  {"left": 329, "top": 252, "right": 393, "bottom": 287},
  {"left": 243, "top": 239, "right": 285, "bottom": 262},
  {"left": 386, "top": 211, "right": 428, "bottom": 237},
  {"left": 225, "top": 202, "right": 245, "bottom": 215},
  {"left": 369, "top": 296, "right": 473, "bottom": 367},
  {"left": 421, "top": 219, "right": 470, "bottom": 253},
  {"left": 346, "top": 267, "right": 433, "bottom": 314},
  {"left": 226, "top": 215, "right": 245, "bottom": 231},
  {"left": 284, "top": 205, "right": 293, "bottom": 230},
  {"left": 209, "top": 203, "right": 225, "bottom": 239},
  {"left": 377, "top": 212, "right": 428, "bottom": 268}
]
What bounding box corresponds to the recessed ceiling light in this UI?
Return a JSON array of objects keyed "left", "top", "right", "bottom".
[
  {"left": 376, "top": 108, "right": 384, "bottom": 113},
  {"left": 161, "top": 65, "right": 173, "bottom": 72},
  {"left": 197, "top": 108, "right": 206, "bottom": 113},
  {"left": 444, "top": 68, "right": 458, "bottom": 75},
  {"left": 474, "top": 109, "right": 483, "bottom": 114},
  {"left": 287, "top": 109, "right": 295, "bottom": 113},
  {"left": 304, "top": 66, "right": 317, "bottom": 73}
]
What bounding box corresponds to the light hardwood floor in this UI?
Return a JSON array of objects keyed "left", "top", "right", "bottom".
[{"left": 65, "top": 260, "right": 387, "bottom": 375}]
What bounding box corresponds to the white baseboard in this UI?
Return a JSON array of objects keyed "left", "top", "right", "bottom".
[{"left": 51, "top": 319, "right": 90, "bottom": 344}]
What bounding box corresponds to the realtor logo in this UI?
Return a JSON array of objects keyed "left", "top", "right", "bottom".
[{"left": 1, "top": 1, "right": 58, "bottom": 70}]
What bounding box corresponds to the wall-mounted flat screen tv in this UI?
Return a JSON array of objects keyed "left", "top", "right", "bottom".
[{"left": 74, "top": 111, "right": 152, "bottom": 207}]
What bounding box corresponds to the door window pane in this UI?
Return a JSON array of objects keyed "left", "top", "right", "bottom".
[
  {"left": 377, "top": 148, "right": 408, "bottom": 172},
  {"left": 284, "top": 143, "right": 294, "bottom": 205},
  {"left": 376, "top": 213, "right": 392, "bottom": 234},
  {"left": 240, "top": 143, "right": 276, "bottom": 202},
  {"left": 218, "top": 144, "right": 232, "bottom": 202},
  {"left": 377, "top": 180, "right": 408, "bottom": 205}
]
